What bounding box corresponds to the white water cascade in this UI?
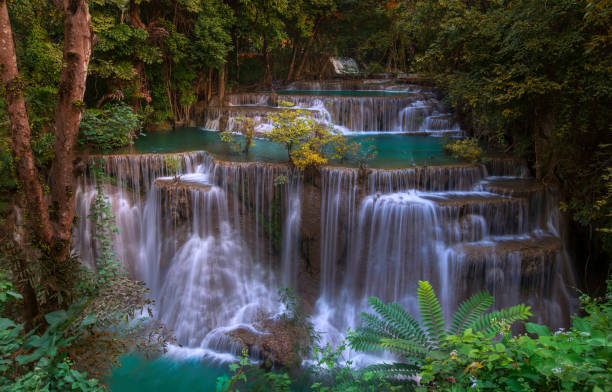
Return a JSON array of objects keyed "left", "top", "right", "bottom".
[
  {"left": 73, "top": 82, "right": 577, "bottom": 367},
  {"left": 312, "top": 161, "right": 577, "bottom": 359},
  {"left": 204, "top": 81, "right": 461, "bottom": 134},
  {"left": 74, "top": 153, "right": 303, "bottom": 359}
]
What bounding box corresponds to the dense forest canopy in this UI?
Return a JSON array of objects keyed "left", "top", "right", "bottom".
[{"left": 0, "top": 0, "right": 610, "bottom": 390}]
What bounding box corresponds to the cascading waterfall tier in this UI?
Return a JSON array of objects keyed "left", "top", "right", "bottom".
[
  {"left": 74, "top": 152, "right": 303, "bottom": 359},
  {"left": 203, "top": 82, "right": 461, "bottom": 134},
  {"left": 312, "top": 159, "right": 577, "bottom": 358},
  {"left": 74, "top": 149, "right": 576, "bottom": 364}
]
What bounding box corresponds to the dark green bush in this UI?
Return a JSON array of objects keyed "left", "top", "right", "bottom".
[{"left": 79, "top": 103, "right": 141, "bottom": 151}]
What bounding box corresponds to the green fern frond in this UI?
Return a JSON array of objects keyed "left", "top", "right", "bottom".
[
  {"left": 417, "top": 281, "right": 446, "bottom": 345},
  {"left": 387, "top": 302, "right": 429, "bottom": 345},
  {"left": 470, "top": 304, "right": 532, "bottom": 337},
  {"left": 449, "top": 291, "right": 494, "bottom": 334},
  {"left": 349, "top": 328, "right": 390, "bottom": 352},
  {"left": 366, "top": 297, "right": 428, "bottom": 346},
  {"left": 359, "top": 312, "right": 400, "bottom": 339},
  {"left": 362, "top": 363, "right": 420, "bottom": 376},
  {"left": 379, "top": 338, "right": 429, "bottom": 359}
]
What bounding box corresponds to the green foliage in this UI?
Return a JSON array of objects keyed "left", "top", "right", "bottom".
[
  {"left": 0, "top": 135, "right": 15, "bottom": 192},
  {"left": 215, "top": 349, "right": 292, "bottom": 392},
  {"left": 0, "top": 275, "right": 103, "bottom": 391},
  {"left": 279, "top": 287, "right": 319, "bottom": 361},
  {"left": 349, "top": 281, "right": 532, "bottom": 377},
  {"left": 88, "top": 166, "right": 120, "bottom": 284},
  {"left": 310, "top": 340, "right": 403, "bottom": 392},
  {"left": 443, "top": 137, "right": 483, "bottom": 163},
  {"left": 217, "top": 340, "right": 401, "bottom": 392},
  {"left": 344, "top": 140, "right": 378, "bottom": 170},
  {"left": 191, "top": 0, "right": 235, "bottom": 69},
  {"left": 419, "top": 277, "right": 612, "bottom": 391},
  {"left": 164, "top": 156, "right": 183, "bottom": 179},
  {"left": 79, "top": 103, "right": 142, "bottom": 151},
  {"left": 220, "top": 117, "right": 257, "bottom": 154}
]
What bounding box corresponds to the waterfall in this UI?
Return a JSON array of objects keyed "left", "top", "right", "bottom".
[
  {"left": 74, "top": 149, "right": 576, "bottom": 365},
  {"left": 73, "top": 80, "right": 576, "bottom": 365},
  {"left": 203, "top": 82, "right": 461, "bottom": 134},
  {"left": 319, "top": 168, "right": 358, "bottom": 299},
  {"left": 74, "top": 152, "right": 303, "bottom": 359},
  {"left": 312, "top": 163, "right": 577, "bottom": 354}
]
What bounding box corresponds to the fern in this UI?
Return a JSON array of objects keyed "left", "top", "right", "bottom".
[
  {"left": 350, "top": 281, "right": 532, "bottom": 378},
  {"left": 470, "top": 304, "right": 532, "bottom": 337},
  {"left": 367, "top": 297, "right": 428, "bottom": 345},
  {"left": 360, "top": 363, "right": 420, "bottom": 377},
  {"left": 449, "top": 291, "right": 494, "bottom": 334},
  {"left": 379, "top": 338, "right": 428, "bottom": 360},
  {"left": 417, "top": 281, "right": 446, "bottom": 345}
]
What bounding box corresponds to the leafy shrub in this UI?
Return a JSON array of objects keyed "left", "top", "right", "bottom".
[
  {"left": 0, "top": 276, "right": 103, "bottom": 391},
  {"left": 443, "top": 138, "right": 483, "bottom": 163},
  {"left": 215, "top": 349, "right": 292, "bottom": 392},
  {"left": 220, "top": 117, "right": 256, "bottom": 154},
  {"left": 310, "top": 340, "right": 403, "bottom": 392},
  {"left": 419, "top": 278, "right": 612, "bottom": 391},
  {"left": 79, "top": 103, "right": 142, "bottom": 151},
  {"left": 348, "top": 281, "right": 531, "bottom": 378}
]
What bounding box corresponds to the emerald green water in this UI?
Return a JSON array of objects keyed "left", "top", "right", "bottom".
[
  {"left": 274, "top": 89, "right": 416, "bottom": 97},
  {"left": 119, "top": 128, "right": 456, "bottom": 168},
  {"left": 108, "top": 355, "right": 227, "bottom": 392}
]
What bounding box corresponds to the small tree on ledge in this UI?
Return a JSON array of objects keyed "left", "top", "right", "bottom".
[{"left": 265, "top": 101, "right": 348, "bottom": 170}]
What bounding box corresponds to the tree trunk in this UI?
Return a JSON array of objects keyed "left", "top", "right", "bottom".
[
  {"left": 207, "top": 68, "right": 212, "bottom": 103},
  {"left": 129, "top": 0, "right": 145, "bottom": 29},
  {"left": 0, "top": 0, "right": 92, "bottom": 321},
  {"left": 285, "top": 41, "right": 299, "bottom": 83},
  {"left": 0, "top": 0, "right": 53, "bottom": 245},
  {"left": 263, "top": 38, "right": 272, "bottom": 88},
  {"left": 218, "top": 65, "right": 225, "bottom": 107},
  {"left": 49, "top": 0, "right": 93, "bottom": 261},
  {"left": 295, "top": 17, "right": 322, "bottom": 80}
]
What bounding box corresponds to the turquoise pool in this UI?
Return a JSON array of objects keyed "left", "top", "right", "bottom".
[
  {"left": 118, "top": 128, "right": 456, "bottom": 168},
  {"left": 108, "top": 355, "right": 227, "bottom": 392}
]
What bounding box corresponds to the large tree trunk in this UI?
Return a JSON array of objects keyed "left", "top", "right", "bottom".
[
  {"left": 285, "top": 41, "right": 299, "bottom": 83},
  {"left": 263, "top": 38, "right": 272, "bottom": 88},
  {"left": 1, "top": 0, "right": 93, "bottom": 320},
  {"left": 49, "top": 0, "right": 93, "bottom": 262},
  {"left": 0, "top": 0, "right": 54, "bottom": 246},
  {"left": 218, "top": 65, "right": 226, "bottom": 107},
  {"left": 295, "top": 17, "right": 322, "bottom": 80}
]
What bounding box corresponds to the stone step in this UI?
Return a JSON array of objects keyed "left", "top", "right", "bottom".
[
  {"left": 480, "top": 178, "right": 544, "bottom": 198},
  {"left": 423, "top": 192, "right": 524, "bottom": 207},
  {"left": 448, "top": 235, "right": 563, "bottom": 278},
  {"left": 424, "top": 192, "right": 532, "bottom": 239}
]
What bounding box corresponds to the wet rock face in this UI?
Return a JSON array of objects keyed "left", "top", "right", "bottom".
[
  {"left": 228, "top": 317, "right": 311, "bottom": 368},
  {"left": 298, "top": 181, "right": 322, "bottom": 312}
]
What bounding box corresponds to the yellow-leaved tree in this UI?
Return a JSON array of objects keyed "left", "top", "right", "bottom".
[{"left": 265, "top": 101, "right": 348, "bottom": 170}]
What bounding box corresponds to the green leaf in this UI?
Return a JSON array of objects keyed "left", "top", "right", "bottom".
[
  {"left": 525, "top": 322, "right": 551, "bottom": 337},
  {"left": 417, "top": 281, "right": 446, "bottom": 345},
  {"left": 44, "top": 310, "right": 68, "bottom": 327},
  {"left": 450, "top": 291, "right": 494, "bottom": 335}
]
